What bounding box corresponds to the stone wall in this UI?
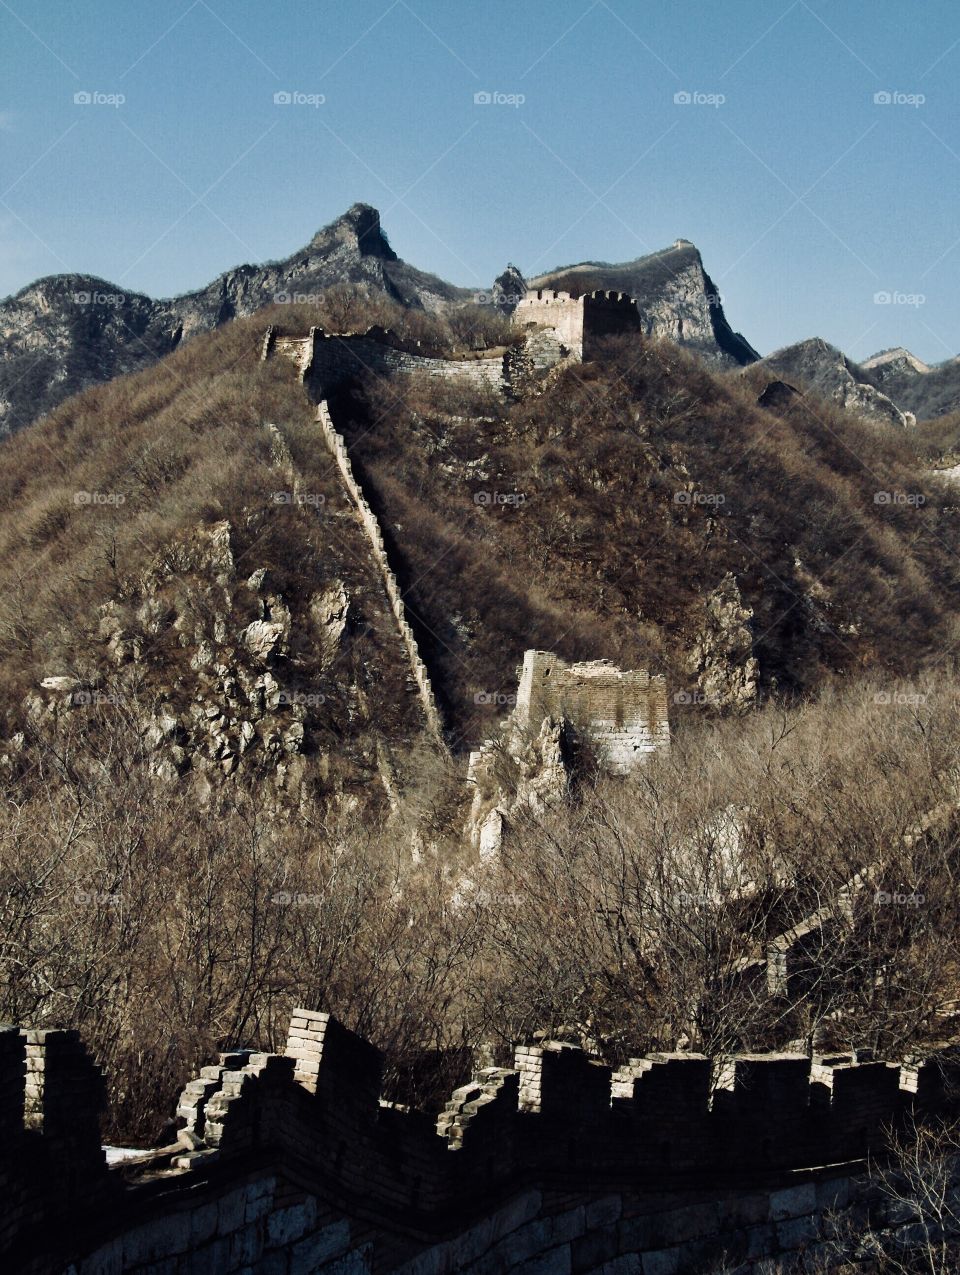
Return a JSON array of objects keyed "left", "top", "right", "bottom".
[
  {"left": 4, "top": 1011, "right": 960, "bottom": 1273},
  {"left": 262, "top": 292, "right": 642, "bottom": 406},
  {"left": 515, "top": 650, "right": 670, "bottom": 774},
  {"left": 263, "top": 326, "right": 507, "bottom": 398},
  {"left": 315, "top": 399, "right": 445, "bottom": 745}
]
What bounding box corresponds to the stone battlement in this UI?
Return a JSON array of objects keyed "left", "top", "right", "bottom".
[
  {"left": 2, "top": 1011, "right": 959, "bottom": 1273},
  {"left": 513, "top": 289, "right": 642, "bottom": 360},
  {"left": 262, "top": 288, "right": 644, "bottom": 402}
]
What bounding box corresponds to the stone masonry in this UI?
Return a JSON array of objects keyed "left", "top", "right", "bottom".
[
  {"left": 514, "top": 649, "right": 670, "bottom": 775},
  {"left": 512, "top": 290, "right": 642, "bottom": 361},
  {"left": 3, "top": 1010, "right": 960, "bottom": 1273},
  {"left": 315, "top": 399, "right": 446, "bottom": 745}
]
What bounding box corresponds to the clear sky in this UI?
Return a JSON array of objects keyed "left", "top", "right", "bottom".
[{"left": 1, "top": 0, "right": 958, "bottom": 361}]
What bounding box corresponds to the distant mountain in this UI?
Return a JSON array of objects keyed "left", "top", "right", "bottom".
[
  {"left": 862, "top": 347, "right": 960, "bottom": 422},
  {"left": 750, "top": 337, "right": 912, "bottom": 428},
  {"left": 0, "top": 204, "right": 470, "bottom": 439},
  {"left": 527, "top": 240, "right": 759, "bottom": 368}
]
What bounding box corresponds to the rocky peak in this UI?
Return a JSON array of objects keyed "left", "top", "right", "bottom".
[
  {"left": 752, "top": 338, "right": 912, "bottom": 428},
  {"left": 313, "top": 202, "right": 398, "bottom": 261},
  {"left": 491, "top": 263, "right": 526, "bottom": 313}
]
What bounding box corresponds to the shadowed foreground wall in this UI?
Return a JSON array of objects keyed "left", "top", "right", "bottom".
[{"left": 1, "top": 1012, "right": 958, "bottom": 1274}]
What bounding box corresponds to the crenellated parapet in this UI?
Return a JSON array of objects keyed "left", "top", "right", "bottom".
[
  {"left": 513, "top": 289, "right": 642, "bottom": 361},
  {"left": 3, "top": 1011, "right": 960, "bottom": 1273}
]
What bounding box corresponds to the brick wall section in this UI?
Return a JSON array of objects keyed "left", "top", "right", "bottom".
[
  {"left": 512, "top": 290, "right": 642, "bottom": 362},
  {"left": 315, "top": 399, "right": 446, "bottom": 744},
  {"left": 515, "top": 650, "right": 670, "bottom": 774},
  {"left": 3, "top": 1011, "right": 960, "bottom": 1272},
  {"left": 263, "top": 325, "right": 507, "bottom": 397}
]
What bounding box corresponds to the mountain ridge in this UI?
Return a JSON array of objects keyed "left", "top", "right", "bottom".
[{"left": 0, "top": 206, "right": 756, "bottom": 439}]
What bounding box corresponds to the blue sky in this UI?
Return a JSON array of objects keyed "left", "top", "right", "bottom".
[{"left": 1, "top": 0, "right": 958, "bottom": 361}]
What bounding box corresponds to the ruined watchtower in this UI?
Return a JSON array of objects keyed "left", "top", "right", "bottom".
[
  {"left": 512, "top": 289, "right": 642, "bottom": 362},
  {"left": 515, "top": 650, "right": 669, "bottom": 775}
]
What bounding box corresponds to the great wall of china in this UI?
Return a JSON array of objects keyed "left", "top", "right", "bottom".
[
  {"left": 4, "top": 1007, "right": 959, "bottom": 1274},
  {"left": 260, "top": 290, "right": 657, "bottom": 758},
  {"left": 7, "top": 299, "right": 916, "bottom": 1272}
]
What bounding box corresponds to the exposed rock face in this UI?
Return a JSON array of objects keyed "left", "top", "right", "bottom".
[
  {"left": 687, "top": 574, "right": 759, "bottom": 711},
  {"left": 862, "top": 348, "right": 960, "bottom": 422},
  {"left": 752, "top": 338, "right": 912, "bottom": 427},
  {"left": 310, "top": 580, "right": 351, "bottom": 665},
  {"left": 528, "top": 241, "right": 759, "bottom": 367},
  {"left": 490, "top": 263, "right": 527, "bottom": 312},
  {"left": 20, "top": 516, "right": 364, "bottom": 807},
  {"left": 466, "top": 716, "right": 569, "bottom": 858},
  {"left": 0, "top": 204, "right": 470, "bottom": 439},
  {"left": 862, "top": 347, "right": 931, "bottom": 380}
]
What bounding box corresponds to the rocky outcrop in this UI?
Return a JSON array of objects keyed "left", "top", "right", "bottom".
[
  {"left": 863, "top": 348, "right": 960, "bottom": 422},
  {"left": 751, "top": 338, "right": 913, "bottom": 427},
  {"left": 466, "top": 715, "right": 568, "bottom": 857},
  {"left": 687, "top": 574, "right": 759, "bottom": 710},
  {"left": 25, "top": 517, "right": 323, "bottom": 796}
]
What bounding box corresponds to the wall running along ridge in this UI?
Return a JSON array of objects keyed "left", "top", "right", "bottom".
[
  {"left": 259, "top": 331, "right": 446, "bottom": 744},
  {"left": 261, "top": 289, "right": 643, "bottom": 402},
  {"left": 315, "top": 400, "right": 446, "bottom": 746},
  {"left": 264, "top": 326, "right": 509, "bottom": 398},
  {"left": 2, "top": 1011, "right": 959, "bottom": 1273}
]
